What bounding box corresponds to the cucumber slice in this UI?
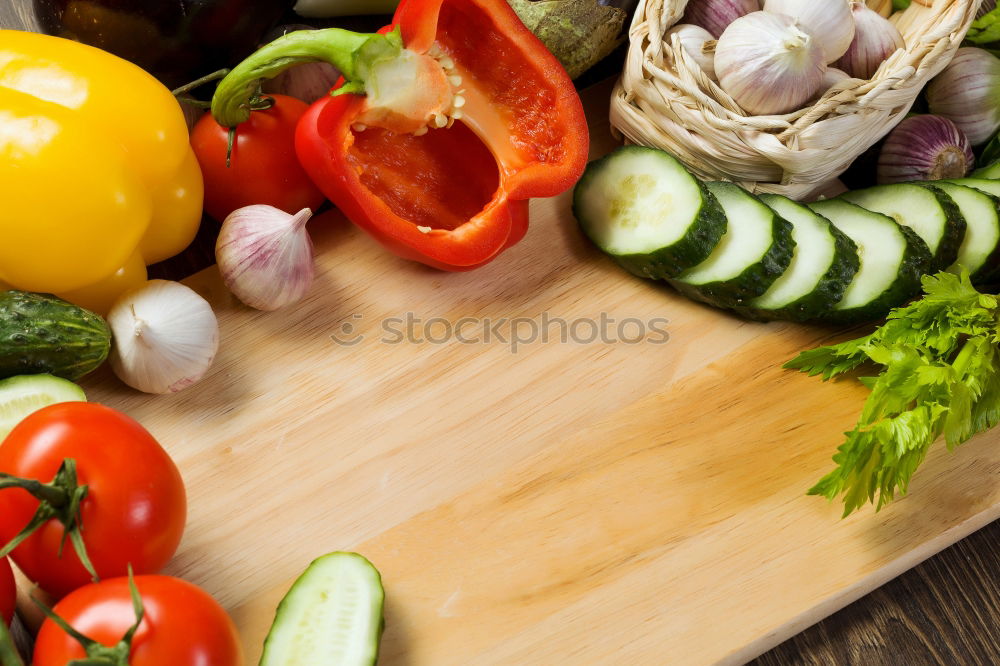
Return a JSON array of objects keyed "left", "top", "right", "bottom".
[
  {"left": 948, "top": 177, "right": 1000, "bottom": 198},
  {"left": 739, "top": 195, "right": 859, "bottom": 321},
  {"left": 260, "top": 552, "right": 385, "bottom": 666},
  {"left": 573, "top": 146, "right": 727, "bottom": 279},
  {"left": 929, "top": 181, "right": 1000, "bottom": 282},
  {"left": 840, "top": 183, "right": 965, "bottom": 269},
  {"left": 673, "top": 182, "right": 795, "bottom": 307},
  {"left": 0, "top": 374, "right": 85, "bottom": 442},
  {"left": 971, "top": 161, "right": 1000, "bottom": 179},
  {"left": 808, "top": 199, "right": 933, "bottom": 323}
]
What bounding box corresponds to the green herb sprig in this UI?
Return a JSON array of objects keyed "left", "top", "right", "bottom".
[{"left": 786, "top": 271, "right": 1000, "bottom": 516}]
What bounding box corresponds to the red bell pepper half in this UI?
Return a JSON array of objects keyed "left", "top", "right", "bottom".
[{"left": 211, "top": 0, "right": 588, "bottom": 270}]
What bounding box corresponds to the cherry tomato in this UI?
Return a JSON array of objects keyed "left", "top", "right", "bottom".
[
  {"left": 191, "top": 94, "right": 325, "bottom": 222},
  {"left": 33, "top": 575, "right": 243, "bottom": 665},
  {"left": 0, "top": 557, "right": 13, "bottom": 626},
  {"left": 0, "top": 403, "right": 186, "bottom": 598}
]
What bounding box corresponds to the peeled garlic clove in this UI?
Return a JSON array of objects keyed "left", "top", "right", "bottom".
[
  {"left": 715, "top": 11, "right": 826, "bottom": 116},
  {"left": 108, "top": 280, "right": 220, "bottom": 394},
  {"left": 667, "top": 24, "right": 718, "bottom": 80},
  {"left": 763, "top": 0, "right": 855, "bottom": 63},
  {"left": 216, "top": 205, "right": 316, "bottom": 312},
  {"left": 835, "top": 2, "right": 904, "bottom": 80}
]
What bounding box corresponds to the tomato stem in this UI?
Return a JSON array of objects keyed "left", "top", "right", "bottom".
[
  {"left": 171, "top": 68, "right": 230, "bottom": 98},
  {"left": 0, "top": 459, "right": 99, "bottom": 584},
  {"left": 35, "top": 568, "right": 144, "bottom": 666},
  {"left": 0, "top": 621, "right": 24, "bottom": 666}
]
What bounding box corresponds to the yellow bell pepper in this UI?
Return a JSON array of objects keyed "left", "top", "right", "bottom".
[{"left": 0, "top": 30, "right": 202, "bottom": 311}]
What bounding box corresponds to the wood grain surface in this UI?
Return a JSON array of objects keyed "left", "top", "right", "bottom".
[{"left": 6, "top": 3, "right": 1000, "bottom": 665}]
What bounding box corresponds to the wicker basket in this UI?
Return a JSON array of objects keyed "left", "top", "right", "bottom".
[{"left": 610, "top": 0, "right": 981, "bottom": 200}]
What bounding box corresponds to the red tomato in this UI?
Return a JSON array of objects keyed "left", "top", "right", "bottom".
[
  {"left": 0, "top": 403, "right": 186, "bottom": 598},
  {"left": 33, "top": 575, "right": 243, "bottom": 665},
  {"left": 0, "top": 557, "right": 13, "bottom": 626},
  {"left": 191, "top": 94, "right": 325, "bottom": 222}
]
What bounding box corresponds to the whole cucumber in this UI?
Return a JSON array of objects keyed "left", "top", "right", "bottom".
[{"left": 0, "top": 291, "right": 111, "bottom": 381}]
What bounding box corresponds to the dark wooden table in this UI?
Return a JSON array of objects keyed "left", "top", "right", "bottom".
[{"left": 5, "top": 2, "right": 1000, "bottom": 664}]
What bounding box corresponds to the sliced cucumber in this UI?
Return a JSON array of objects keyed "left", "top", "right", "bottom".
[
  {"left": 927, "top": 181, "right": 1000, "bottom": 281},
  {"left": 0, "top": 374, "right": 85, "bottom": 442},
  {"left": 573, "top": 146, "right": 727, "bottom": 279},
  {"left": 948, "top": 177, "right": 1000, "bottom": 198},
  {"left": 808, "top": 199, "right": 933, "bottom": 323},
  {"left": 673, "top": 182, "right": 795, "bottom": 307},
  {"left": 260, "top": 552, "right": 385, "bottom": 666},
  {"left": 839, "top": 183, "right": 965, "bottom": 269},
  {"left": 739, "top": 195, "right": 859, "bottom": 321},
  {"left": 971, "top": 161, "right": 1000, "bottom": 179}
]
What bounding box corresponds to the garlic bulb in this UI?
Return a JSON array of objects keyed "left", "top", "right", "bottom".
[
  {"left": 216, "top": 205, "right": 315, "bottom": 311},
  {"left": 260, "top": 25, "right": 341, "bottom": 103},
  {"left": 823, "top": 67, "right": 851, "bottom": 88},
  {"left": 763, "top": 0, "right": 855, "bottom": 63},
  {"left": 926, "top": 47, "right": 1000, "bottom": 146},
  {"left": 681, "top": 0, "right": 761, "bottom": 38},
  {"left": 262, "top": 62, "right": 340, "bottom": 104},
  {"left": 876, "top": 115, "right": 974, "bottom": 184},
  {"left": 667, "top": 24, "right": 717, "bottom": 80},
  {"left": 715, "top": 11, "right": 826, "bottom": 115},
  {"left": 108, "top": 280, "right": 219, "bottom": 394},
  {"left": 834, "top": 3, "right": 903, "bottom": 80}
]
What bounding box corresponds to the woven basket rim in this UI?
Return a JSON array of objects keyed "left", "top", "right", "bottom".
[{"left": 611, "top": 0, "right": 980, "bottom": 199}]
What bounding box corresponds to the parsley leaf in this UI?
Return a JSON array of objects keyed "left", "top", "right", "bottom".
[{"left": 786, "top": 271, "right": 1000, "bottom": 516}]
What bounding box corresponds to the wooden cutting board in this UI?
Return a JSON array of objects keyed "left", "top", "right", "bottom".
[{"left": 76, "top": 80, "right": 1000, "bottom": 665}]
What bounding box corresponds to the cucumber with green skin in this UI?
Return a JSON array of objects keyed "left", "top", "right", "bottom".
[
  {"left": 930, "top": 181, "right": 1000, "bottom": 282},
  {"left": 260, "top": 552, "right": 385, "bottom": 666},
  {"left": 0, "top": 374, "right": 86, "bottom": 441},
  {"left": 673, "top": 182, "right": 796, "bottom": 308},
  {"left": 573, "top": 146, "right": 727, "bottom": 280},
  {"left": 0, "top": 291, "right": 110, "bottom": 381},
  {"left": 971, "top": 161, "right": 1000, "bottom": 179},
  {"left": 737, "top": 195, "right": 860, "bottom": 322},
  {"left": 840, "top": 183, "right": 965, "bottom": 270},
  {"left": 808, "top": 199, "right": 934, "bottom": 324}
]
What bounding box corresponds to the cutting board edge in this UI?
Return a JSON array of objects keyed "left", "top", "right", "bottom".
[{"left": 724, "top": 502, "right": 1000, "bottom": 665}]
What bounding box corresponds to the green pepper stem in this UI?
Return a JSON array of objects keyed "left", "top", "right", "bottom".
[{"left": 211, "top": 27, "right": 403, "bottom": 128}]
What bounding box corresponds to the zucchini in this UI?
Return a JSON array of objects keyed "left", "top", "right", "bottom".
[
  {"left": 260, "top": 552, "right": 385, "bottom": 666},
  {"left": 739, "top": 195, "right": 859, "bottom": 321},
  {"left": 0, "top": 374, "right": 85, "bottom": 442},
  {"left": 673, "top": 182, "right": 795, "bottom": 307},
  {"left": 0, "top": 291, "right": 110, "bottom": 381},
  {"left": 928, "top": 181, "right": 1000, "bottom": 282},
  {"left": 808, "top": 199, "right": 934, "bottom": 323},
  {"left": 573, "top": 146, "right": 727, "bottom": 279},
  {"left": 839, "top": 183, "right": 965, "bottom": 269}
]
